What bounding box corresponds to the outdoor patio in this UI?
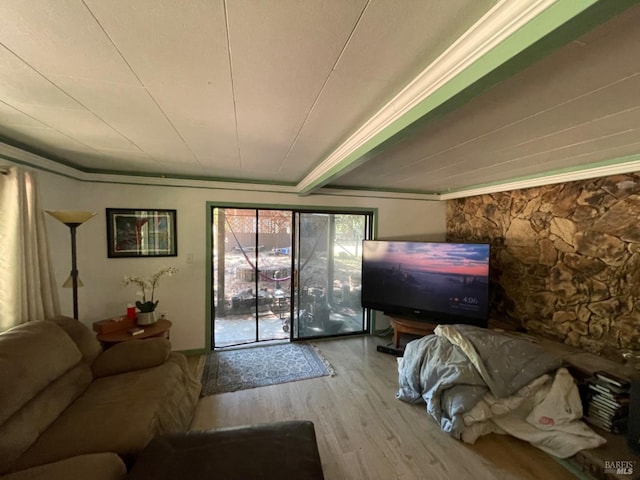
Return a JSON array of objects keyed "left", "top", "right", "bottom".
[
  {"left": 213, "top": 306, "right": 365, "bottom": 348},
  {"left": 213, "top": 313, "right": 288, "bottom": 348}
]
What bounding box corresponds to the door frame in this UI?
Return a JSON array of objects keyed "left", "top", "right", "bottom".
[{"left": 205, "top": 201, "right": 377, "bottom": 352}]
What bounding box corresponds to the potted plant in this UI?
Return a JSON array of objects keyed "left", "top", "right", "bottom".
[{"left": 123, "top": 267, "right": 177, "bottom": 325}]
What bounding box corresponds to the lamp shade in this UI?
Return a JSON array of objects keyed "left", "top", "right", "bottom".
[
  {"left": 62, "top": 275, "right": 84, "bottom": 288},
  {"left": 46, "top": 210, "right": 96, "bottom": 225}
]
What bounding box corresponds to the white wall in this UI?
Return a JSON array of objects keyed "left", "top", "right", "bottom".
[{"left": 34, "top": 168, "right": 446, "bottom": 351}]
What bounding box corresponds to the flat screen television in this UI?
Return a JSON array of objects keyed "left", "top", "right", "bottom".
[{"left": 361, "top": 240, "right": 490, "bottom": 327}]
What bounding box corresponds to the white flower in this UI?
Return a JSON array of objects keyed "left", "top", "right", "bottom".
[{"left": 123, "top": 267, "right": 177, "bottom": 303}]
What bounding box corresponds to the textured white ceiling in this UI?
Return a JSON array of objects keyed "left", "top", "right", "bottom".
[
  {"left": 1, "top": 0, "right": 639, "bottom": 196},
  {"left": 335, "top": 2, "right": 640, "bottom": 193}
]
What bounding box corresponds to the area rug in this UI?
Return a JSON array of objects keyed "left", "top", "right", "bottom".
[{"left": 201, "top": 342, "right": 335, "bottom": 395}]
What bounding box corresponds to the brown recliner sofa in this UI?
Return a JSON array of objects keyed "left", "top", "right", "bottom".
[{"left": 0, "top": 316, "right": 201, "bottom": 480}]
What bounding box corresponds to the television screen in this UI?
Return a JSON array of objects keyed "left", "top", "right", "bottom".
[{"left": 361, "top": 240, "right": 490, "bottom": 327}]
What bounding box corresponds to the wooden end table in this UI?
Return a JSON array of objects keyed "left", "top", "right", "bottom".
[
  {"left": 96, "top": 319, "right": 172, "bottom": 347},
  {"left": 389, "top": 317, "right": 436, "bottom": 348}
]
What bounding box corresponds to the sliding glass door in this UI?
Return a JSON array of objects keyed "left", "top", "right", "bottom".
[
  {"left": 212, "top": 208, "right": 292, "bottom": 347},
  {"left": 211, "top": 206, "right": 372, "bottom": 348},
  {"left": 292, "top": 212, "right": 370, "bottom": 339}
]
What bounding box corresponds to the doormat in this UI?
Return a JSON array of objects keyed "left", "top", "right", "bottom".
[{"left": 201, "top": 342, "right": 335, "bottom": 395}]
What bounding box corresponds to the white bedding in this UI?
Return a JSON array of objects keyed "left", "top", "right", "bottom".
[
  {"left": 396, "top": 325, "right": 606, "bottom": 458},
  {"left": 462, "top": 368, "right": 606, "bottom": 457}
]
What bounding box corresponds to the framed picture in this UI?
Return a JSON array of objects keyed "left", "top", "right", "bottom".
[{"left": 106, "top": 208, "right": 177, "bottom": 258}]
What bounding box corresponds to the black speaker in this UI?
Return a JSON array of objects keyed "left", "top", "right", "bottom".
[{"left": 627, "top": 374, "right": 640, "bottom": 452}]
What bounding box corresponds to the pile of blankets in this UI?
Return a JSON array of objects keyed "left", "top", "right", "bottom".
[{"left": 396, "top": 324, "right": 606, "bottom": 458}]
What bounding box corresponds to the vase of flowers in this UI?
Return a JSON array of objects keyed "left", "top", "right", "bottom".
[{"left": 123, "top": 267, "right": 177, "bottom": 325}]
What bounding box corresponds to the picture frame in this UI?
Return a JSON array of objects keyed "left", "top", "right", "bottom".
[{"left": 106, "top": 208, "right": 177, "bottom": 258}]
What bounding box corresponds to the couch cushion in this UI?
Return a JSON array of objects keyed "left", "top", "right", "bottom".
[
  {"left": 0, "top": 364, "right": 92, "bottom": 474},
  {"left": 0, "top": 321, "right": 81, "bottom": 426},
  {"left": 91, "top": 338, "right": 171, "bottom": 378},
  {"left": 47, "top": 317, "right": 103, "bottom": 365},
  {"left": 13, "top": 353, "right": 201, "bottom": 470},
  {"left": 0, "top": 453, "right": 126, "bottom": 480}
]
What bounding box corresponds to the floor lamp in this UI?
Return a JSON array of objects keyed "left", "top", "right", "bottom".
[{"left": 46, "top": 210, "right": 96, "bottom": 320}]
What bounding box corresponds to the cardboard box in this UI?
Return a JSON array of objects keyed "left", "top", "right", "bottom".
[{"left": 93, "top": 316, "right": 136, "bottom": 334}]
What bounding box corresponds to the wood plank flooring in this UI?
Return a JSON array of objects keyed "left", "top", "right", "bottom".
[{"left": 189, "top": 335, "right": 577, "bottom": 480}]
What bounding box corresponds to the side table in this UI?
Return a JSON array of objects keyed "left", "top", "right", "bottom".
[
  {"left": 96, "top": 319, "right": 172, "bottom": 347},
  {"left": 389, "top": 317, "right": 437, "bottom": 348}
]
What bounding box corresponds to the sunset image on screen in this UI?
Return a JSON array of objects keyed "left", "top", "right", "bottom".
[
  {"left": 361, "top": 240, "right": 491, "bottom": 323},
  {"left": 367, "top": 242, "right": 489, "bottom": 276}
]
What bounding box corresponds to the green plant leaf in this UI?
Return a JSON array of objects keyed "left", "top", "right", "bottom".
[{"left": 136, "top": 300, "right": 159, "bottom": 312}]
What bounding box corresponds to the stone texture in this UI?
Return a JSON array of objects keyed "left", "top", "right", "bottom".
[
  {"left": 505, "top": 218, "right": 537, "bottom": 246},
  {"left": 552, "top": 237, "right": 575, "bottom": 253},
  {"left": 576, "top": 304, "right": 592, "bottom": 323},
  {"left": 530, "top": 211, "right": 551, "bottom": 232},
  {"left": 447, "top": 173, "right": 640, "bottom": 355},
  {"left": 574, "top": 232, "right": 626, "bottom": 266},
  {"left": 468, "top": 216, "right": 498, "bottom": 234},
  {"left": 538, "top": 239, "right": 557, "bottom": 266},
  {"left": 576, "top": 187, "right": 606, "bottom": 207},
  {"left": 571, "top": 321, "right": 589, "bottom": 336},
  {"left": 617, "top": 253, "right": 640, "bottom": 297},
  {"left": 562, "top": 253, "right": 606, "bottom": 277},
  {"left": 549, "top": 183, "right": 581, "bottom": 217},
  {"left": 549, "top": 264, "right": 578, "bottom": 298},
  {"left": 621, "top": 224, "right": 640, "bottom": 244},
  {"left": 549, "top": 217, "right": 576, "bottom": 247},
  {"left": 524, "top": 292, "right": 557, "bottom": 319},
  {"left": 572, "top": 205, "right": 599, "bottom": 225},
  {"left": 601, "top": 175, "right": 639, "bottom": 198},
  {"left": 618, "top": 316, "right": 640, "bottom": 349},
  {"left": 588, "top": 278, "right": 610, "bottom": 303},
  {"left": 580, "top": 336, "right": 604, "bottom": 354},
  {"left": 553, "top": 311, "right": 577, "bottom": 323},
  {"left": 565, "top": 332, "right": 581, "bottom": 348},
  {"left": 506, "top": 246, "right": 539, "bottom": 265},
  {"left": 588, "top": 299, "right": 620, "bottom": 318},
  {"left": 589, "top": 317, "right": 610, "bottom": 340},
  {"left": 552, "top": 311, "right": 575, "bottom": 338},
  {"left": 522, "top": 196, "right": 543, "bottom": 217}
]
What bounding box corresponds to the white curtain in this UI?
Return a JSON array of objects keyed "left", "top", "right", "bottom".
[{"left": 0, "top": 166, "right": 60, "bottom": 330}]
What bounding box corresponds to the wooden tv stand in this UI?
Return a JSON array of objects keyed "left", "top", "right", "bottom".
[{"left": 389, "top": 317, "right": 437, "bottom": 348}]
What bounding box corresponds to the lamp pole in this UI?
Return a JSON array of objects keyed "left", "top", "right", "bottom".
[
  {"left": 46, "top": 211, "right": 96, "bottom": 320},
  {"left": 69, "top": 223, "right": 80, "bottom": 320}
]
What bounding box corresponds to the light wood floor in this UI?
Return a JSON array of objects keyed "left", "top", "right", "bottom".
[{"left": 189, "top": 335, "right": 577, "bottom": 480}]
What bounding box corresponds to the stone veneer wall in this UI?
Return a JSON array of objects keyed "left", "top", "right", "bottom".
[{"left": 446, "top": 173, "right": 640, "bottom": 356}]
